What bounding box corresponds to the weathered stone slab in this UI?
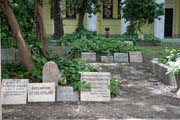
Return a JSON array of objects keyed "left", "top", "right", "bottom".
[
  {"left": 56, "top": 86, "right": 79, "bottom": 101},
  {"left": 151, "top": 61, "right": 178, "bottom": 88},
  {"left": 101, "top": 56, "right": 113, "bottom": 63},
  {"left": 80, "top": 72, "right": 111, "bottom": 101},
  {"left": 114, "top": 53, "right": 129, "bottom": 63},
  {"left": 124, "top": 41, "right": 134, "bottom": 45},
  {"left": 177, "top": 89, "right": 180, "bottom": 98},
  {"left": 2, "top": 79, "right": 28, "bottom": 105},
  {"left": 1, "top": 48, "right": 16, "bottom": 61},
  {"left": 129, "top": 51, "right": 143, "bottom": 63},
  {"left": 28, "top": 83, "right": 55, "bottom": 102},
  {"left": 43, "top": 61, "right": 59, "bottom": 86},
  {"left": 81, "top": 52, "right": 96, "bottom": 62}
]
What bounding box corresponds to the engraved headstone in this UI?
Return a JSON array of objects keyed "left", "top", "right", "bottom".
[
  {"left": 56, "top": 86, "right": 79, "bottom": 101},
  {"left": 1, "top": 79, "right": 28, "bottom": 105},
  {"left": 124, "top": 41, "right": 134, "bottom": 45},
  {"left": 129, "top": 51, "right": 143, "bottom": 63},
  {"left": 28, "top": 83, "right": 55, "bottom": 102},
  {"left": 114, "top": 53, "right": 129, "bottom": 63},
  {"left": 80, "top": 72, "right": 111, "bottom": 101},
  {"left": 101, "top": 56, "right": 113, "bottom": 63},
  {"left": 43, "top": 61, "right": 59, "bottom": 86},
  {"left": 81, "top": 52, "right": 96, "bottom": 62}
]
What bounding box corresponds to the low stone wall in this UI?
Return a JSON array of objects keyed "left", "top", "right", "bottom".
[
  {"left": 151, "top": 61, "right": 179, "bottom": 90},
  {"left": 1, "top": 47, "right": 70, "bottom": 63}
]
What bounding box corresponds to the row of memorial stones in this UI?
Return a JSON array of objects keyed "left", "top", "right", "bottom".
[
  {"left": 80, "top": 51, "right": 143, "bottom": 63},
  {"left": 1, "top": 72, "right": 111, "bottom": 105}
]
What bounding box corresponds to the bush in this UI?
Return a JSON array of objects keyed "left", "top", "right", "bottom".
[
  {"left": 157, "top": 48, "right": 180, "bottom": 64},
  {"left": 59, "top": 29, "right": 96, "bottom": 45},
  {"left": 0, "top": 0, "right": 36, "bottom": 48},
  {"left": 69, "top": 37, "right": 140, "bottom": 57}
]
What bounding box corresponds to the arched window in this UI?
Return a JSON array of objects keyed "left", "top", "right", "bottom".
[{"left": 103, "top": 0, "right": 113, "bottom": 18}]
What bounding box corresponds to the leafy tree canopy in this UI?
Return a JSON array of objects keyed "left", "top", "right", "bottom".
[{"left": 122, "top": 0, "right": 164, "bottom": 34}]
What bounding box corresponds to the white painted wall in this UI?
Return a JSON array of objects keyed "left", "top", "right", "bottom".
[
  {"left": 121, "top": 0, "right": 129, "bottom": 34},
  {"left": 87, "top": 14, "right": 97, "bottom": 31},
  {"left": 154, "top": 0, "right": 165, "bottom": 39}
]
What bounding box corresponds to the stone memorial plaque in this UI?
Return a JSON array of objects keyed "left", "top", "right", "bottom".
[
  {"left": 80, "top": 72, "right": 111, "bottom": 101},
  {"left": 28, "top": 83, "right": 55, "bottom": 102},
  {"left": 81, "top": 52, "right": 96, "bottom": 62},
  {"left": 114, "top": 53, "right": 129, "bottom": 63},
  {"left": 124, "top": 41, "right": 134, "bottom": 45},
  {"left": 129, "top": 51, "right": 143, "bottom": 63},
  {"left": 177, "top": 89, "right": 180, "bottom": 98},
  {"left": 2, "top": 79, "right": 28, "bottom": 105},
  {"left": 43, "top": 61, "right": 59, "bottom": 86},
  {"left": 101, "top": 56, "right": 113, "bottom": 63},
  {"left": 56, "top": 86, "right": 79, "bottom": 101}
]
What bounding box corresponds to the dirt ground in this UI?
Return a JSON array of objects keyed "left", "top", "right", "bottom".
[{"left": 2, "top": 62, "right": 180, "bottom": 120}]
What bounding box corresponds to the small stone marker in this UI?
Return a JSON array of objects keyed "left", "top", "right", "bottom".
[
  {"left": 2, "top": 79, "right": 28, "bottom": 105},
  {"left": 114, "top": 53, "right": 129, "bottom": 63},
  {"left": 43, "top": 61, "right": 59, "bottom": 86},
  {"left": 56, "top": 86, "right": 79, "bottom": 101},
  {"left": 129, "top": 51, "right": 143, "bottom": 63},
  {"left": 81, "top": 52, "right": 96, "bottom": 62},
  {"left": 177, "top": 89, "right": 180, "bottom": 98},
  {"left": 80, "top": 72, "right": 111, "bottom": 101},
  {"left": 28, "top": 83, "right": 55, "bottom": 102},
  {"left": 124, "top": 41, "right": 134, "bottom": 45},
  {"left": 101, "top": 56, "right": 113, "bottom": 63}
]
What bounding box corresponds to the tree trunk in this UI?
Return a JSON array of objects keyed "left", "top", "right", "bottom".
[
  {"left": 51, "top": 0, "right": 64, "bottom": 39},
  {"left": 34, "top": 0, "right": 48, "bottom": 57},
  {"left": 77, "top": 13, "right": 85, "bottom": 30},
  {"left": 0, "top": 0, "right": 34, "bottom": 71}
]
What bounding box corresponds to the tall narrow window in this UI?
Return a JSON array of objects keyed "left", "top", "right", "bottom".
[
  {"left": 103, "top": 0, "right": 113, "bottom": 18},
  {"left": 66, "top": 1, "right": 76, "bottom": 18},
  {"left": 118, "top": 0, "right": 121, "bottom": 18}
]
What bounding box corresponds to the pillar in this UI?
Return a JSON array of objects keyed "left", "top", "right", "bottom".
[
  {"left": 154, "top": 0, "right": 165, "bottom": 39},
  {"left": 121, "top": 0, "right": 129, "bottom": 34}
]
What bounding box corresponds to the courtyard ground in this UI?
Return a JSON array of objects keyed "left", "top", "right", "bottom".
[{"left": 2, "top": 62, "right": 180, "bottom": 120}]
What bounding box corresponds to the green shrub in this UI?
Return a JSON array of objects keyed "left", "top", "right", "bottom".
[
  {"left": 59, "top": 29, "right": 96, "bottom": 45},
  {"left": 69, "top": 37, "right": 140, "bottom": 57},
  {"left": 109, "top": 77, "right": 120, "bottom": 95},
  {"left": 158, "top": 48, "right": 180, "bottom": 64}
]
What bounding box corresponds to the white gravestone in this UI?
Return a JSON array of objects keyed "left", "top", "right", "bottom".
[
  {"left": 56, "top": 86, "right": 79, "bottom": 101},
  {"left": 28, "top": 83, "right": 55, "bottom": 102},
  {"left": 81, "top": 52, "right": 96, "bottom": 62},
  {"left": 2, "top": 79, "right": 29, "bottom": 105},
  {"left": 80, "top": 72, "right": 111, "bottom": 101},
  {"left": 129, "top": 51, "right": 143, "bottom": 63},
  {"left": 114, "top": 53, "right": 129, "bottom": 63},
  {"left": 43, "top": 61, "right": 59, "bottom": 86},
  {"left": 101, "top": 56, "right": 114, "bottom": 63},
  {"left": 124, "top": 41, "right": 134, "bottom": 45},
  {"left": 177, "top": 89, "right": 180, "bottom": 98}
]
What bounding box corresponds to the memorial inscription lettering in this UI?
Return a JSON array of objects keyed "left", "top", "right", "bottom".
[
  {"left": 2, "top": 79, "right": 28, "bottom": 105},
  {"left": 114, "top": 53, "right": 129, "bottom": 62},
  {"left": 129, "top": 51, "right": 143, "bottom": 63},
  {"left": 80, "top": 72, "right": 111, "bottom": 101},
  {"left": 28, "top": 83, "right": 55, "bottom": 102},
  {"left": 81, "top": 52, "right": 96, "bottom": 62}
]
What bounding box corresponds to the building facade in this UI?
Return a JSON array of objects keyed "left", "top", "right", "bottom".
[{"left": 43, "top": 0, "right": 180, "bottom": 38}]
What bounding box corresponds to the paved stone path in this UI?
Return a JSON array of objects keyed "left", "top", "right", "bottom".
[{"left": 3, "top": 63, "right": 180, "bottom": 120}]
